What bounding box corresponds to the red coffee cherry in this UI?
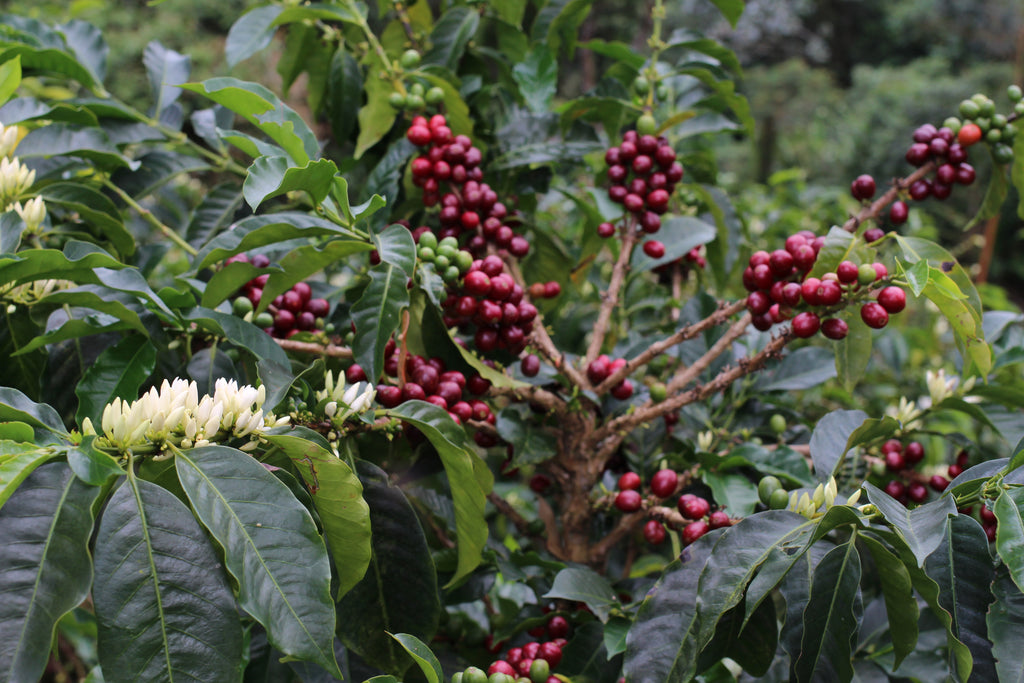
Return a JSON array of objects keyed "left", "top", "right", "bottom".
[
  {"left": 618, "top": 471, "right": 641, "bottom": 491},
  {"left": 877, "top": 286, "right": 906, "bottom": 313},
  {"left": 650, "top": 469, "right": 679, "bottom": 498},
  {"left": 860, "top": 302, "right": 889, "bottom": 329},
  {"left": 614, "top": 489, "right": 642, "bottom": 512},
  {"left": 643, "top": 520, "right": 666, "bottom": 545}
]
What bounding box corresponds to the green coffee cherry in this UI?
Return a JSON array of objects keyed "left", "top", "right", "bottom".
[
  {"left": 388, "top": 92, "right": 406, "bottom": 109},
  {"left": 857, "top": 263, "right": 878, "bottom": 286},
  {"left": 434, "top": 254, "right": 451, "bottom": 270},
  {"left": 941, "top": 116, "right": 961, "bottom": 135},
  {"left": 418, "top": 231, "right": 438, "bottom": 250},
  {"left": 399, "top": 49, "right": 421, "bottom": 69},
  {"left": 959, "top": 99, "right": 980, "bottom": 119},
  {"left": 454, "top": 250, "right": 474, "bottom": 273},
  {"left": 993, "top": 143, "right": 1015, "bottom": 165},
  {"left": 443, "top": 265, "right": 461, "bottom": 283},
  {"left": 992, "top": 114, "right": 1008, "bottom": 129},
  {"left": 464, "top": 668, "right": 488, "bottom": 683},
  {"left": 649, "top": 382, "right": 667, "bottom": 403},
  {"left": 452, "top": 673, "right": 464, "bottom": 683},
  {"left": 758, "top": 475, "right": 783, "bottom": 505},
  {"left": 636, "top": 113, "right": 657, "bottom": 136},
  {"left": 232, "top": 296, "right": 254, "bottom": 316},
  {"left": 418, "top": 246, "right": 436, "bottom": 262},
  {"left": 254, "top": 312, "right": 274, "bottom": 328},
  {"left": 409, "top": 82, "right": 425, "bottom": 97},
  {"left": 1008, "top": 84, "right": 1023, "bottom": 102},
  {"left": 405, "top": 93, "right": 424, "bottom": 109},
  {"left": 1016, "top": 101, "right": 1024, "bottom": 116},
  {"left": 769, "top": 414, "right": 787, "bottom": 434},
  {"left": 440, "top": 236, "right": 459, "bottom": 249},
  {"left": 529, "top": 659, "right": 551, "bottom": 683},
  {"left": 633, "top": 76, "right": 650, "bottom": 95},
  {"left": 986, "top": 128, "right": 1002, "bottom": 144},
  {"left": 425, "top": 86, "right": 445, "bottom": 105},
  {"left": 768, "top": 487, "right": 790, "bottom": 510}
]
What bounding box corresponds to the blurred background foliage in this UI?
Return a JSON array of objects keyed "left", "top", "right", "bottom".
[{"left": 4, "top": 0, "right": 1022, "bottom": 300}]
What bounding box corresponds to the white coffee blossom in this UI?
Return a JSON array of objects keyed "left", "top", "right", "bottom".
[
  {"left": 885, "top": 396, "right": 922, "bottom": 427},
  {"left": 0, "top": 123, "right": 18, "bottom": 159},
  {"left": 12, "top": 196, "right": 46, "bottom": 232},
  {"left": 788, "top": 477, "right": 862, "bottom": 518},
  {"left": 95, "top": 378, "right": 286, "bottom": 455},
  {"left": 697, "top": 430, "right": 714, "bottom": 452},
  {"left": 315, "top": 370, "right": 376, "bottom": 425},
  {"left": 0, "top": 156, "right": 35, "bottom": 204},
  {"left": 924, "top": 368, "right": 974, "bottom": 407}
]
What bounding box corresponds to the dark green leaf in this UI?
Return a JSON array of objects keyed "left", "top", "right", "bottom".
[
  {"left": 183, "top": 307, "right": 291, "bottom": 369},
  {"left": 110, "top": 150, "right": 208, "bottom": 199},
  {"left": 808, "top": 409, "right": 866, "bottom": 483},
  {"left": 630, "top": 216, "right": 716, "bottom": 273},
  {"left": 176, "top": 446, "right": 341, "bottom": 677},
  {"left": 0, "top": 462, "right": 100, "bottom": 683},
  {"left": 93, "top": 476, "right": 243, "bottom": 683},
  {"left": 543, "top": 567, "right": 618, "bottom": 622},
  {"left": 491, "top": 140, "right": 604, "bottom": 170},
  {"left": 864, "top": 482, "right": 956, "bottom": 567},
  {"left": 923, "top": 515, "right": 997, "bottom": 682},
  {"left": 57, "top": 20, "right": 106, "bottom": 85},
  {"left": 1014, "top": 127, "right": 1024, "bottom": 220},
  {"left": 708, "top": 0, "right": 745, "bottom": 27},
  {"left": 186, "top": 183, "right": 243, "bottom": 247},
  {"left": 423, "top": 7, "right": 479, "bottom": 71},
  {"left": 242, "top": 156, "right": 338, "bottom": 211},
  {"left": 74, "top": 334, "right": 156, "bottom": 427},
  {"left": 142, "top": 41, "right": 190, "bottom": 117},
  {"left": 495, "top": 404, "right": 558, "bottom": 466},
  {"left": 384, "top": 401, "right": 492, "bottom": 586},
  {"left": 995, "top": 486, "right": 1024, "bottom": 593},
  {"left": 754, "top": 346, "right": 837, "bottom": 392},
  {"left": 40, "top": 182, "right": 134, "bottom": 257},
  {"left": 363, "top": 138, "right": 413, "bottom": 215},
  {"left": 793, "top": 538, "right": 861, "bottom": 683},
  {"left": 965, "top": 152, "right": 1008, "bottom": 230},
  {"left": 545, "top": 0, "right": 594, "bottom": 57},
  {"left": 988, "top": 567, "right": 1024, "bottom": 683},
  {"left": 833, "top": 311, "right": 872, "bottom": 392},
  {"left": 351, "top": 264, "right": 409, "bottom": 384},
  {"left": 226, "top": 6, "right": 283, "bottom": 67},
  {"left": 512, "top": 44, "right": 557, "bottom": 113},
  {"left": 859, "top": 535, "right": 918, "bottom": 667},
  {"left": 577, "top": 39, "right": 644, "bottom": 69},
  {"left": 262, "top": 429, "right": 371, "bottom": 599},
  {"left": 0, "top": 45, "right": 97, "bottom": 91},
  {"left": 0, "top": 386, "right": 66, "bottom": 434},
  {"left": 65, "top": 436, "right": 123, "bottom": 486},
  {"left": 354, "top": 51, "right": 397, "bottom": 159},
  {"left": 702, "top": 471, "right": 759, "bottom": 517},
  {"left": 337, "top": 461, "right": 440, "bottom": 677},
  {"left": 325, "top": 48, "right": 361, "bottom": 143},
  {"left": 391, "top": 633, "right": 442, "bottom": 683},
  {"left": 15, "top": 122, "right": 131, "bottom": 169}
]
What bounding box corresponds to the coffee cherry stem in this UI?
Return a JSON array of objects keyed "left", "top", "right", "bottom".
[{"left": 842, "top": 161, "right": 936, "bottom": 234}]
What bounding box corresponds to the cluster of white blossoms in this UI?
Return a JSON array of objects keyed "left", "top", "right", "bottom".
[
  {"left": 315, "top": 370, "right": 376, "bottom": 425},
  {"left": 0, "top": 122, "right": 46, "bottom": 232},
  {"left": 787, "top": 476, "right": 863, "bottom": 519},
  {"left": 84, "top": 378, "right": 289, "bottom": 455}
]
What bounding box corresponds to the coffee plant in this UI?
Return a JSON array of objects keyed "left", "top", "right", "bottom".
[{"left": 0, "top": 1, "right": 1023, "bottom": 682}]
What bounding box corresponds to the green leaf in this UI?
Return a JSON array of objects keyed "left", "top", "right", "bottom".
[
  {"left": 254, "top": 239, "right": 372, "bottom": 315},
  {"left": 495, "top": 404, "right": 558, "bottom": 466},
  {"left": 1014, "top": 126, "right": 1024, "bottom": 220},
  {"left": 183, "top": 307, "right": 289, "bottom": 368},
  {"left": 833, "top": 312, "right": 872, "bottom": 392},
  {"left": 354, "top": 50, "right": 397, "bottom": 159},
  {"left": 185, "top": 183, "right": 243, "bottom": 247},
  {"left": 623, "top": 530, "right": 722, "bottom": 682},
  {"left": 988, "top": 567, "right": 1024, "bottom": 683},
  {"left": 39, "top": 182, "right": 134, "bottom": 257},
  {"left": 545, "top": 0, "right": 594, "bottom": 57},
  {"left": 708, "top": 0, "right": 745, "bottom": 27},
  {"left": 15, "top": 122, "right": 131, "bottom": 169},
  {"left": 93, "top": 476, "right": 244, "bottom": 683},
  {"left": 864, "top": 482, "right": 956, "bottom": 567},
  {"left": 702, "top": 471, "right": 759, "bottom": 517},
  {"left": 0, "top": 440, "right": 58, "bottom": 509},
  {"left": 74, "top": 334, "right": 156, "bottom": 427},
  {"left": 859, "top": 535, "right": 918, "bottom": 668},
  {"left": 337, "top": 461, "right": 440, "bottom": 677},
  {"left": 964, "top": 154, "right": 1008, "bottom": 230},
  {"left": 894, "top": 235, "right": 990, "bottom": 377},
  {"left": 390, "top": 633, "right": 442, "bottom": 683},
  {"left": 57, "top": 20, "right": 107, "bottom": 87},
  {"left": 262, "top": 429, "right": 372, "bottom": 599},
  {"left": 384, "top": 401, "right": 492, "bottom": 586},
  {"left": 142, "top": 41, "right": 189, "bottom": 118},
  {"left": 629, "top": 216, "right": 716, "bottom": 273},
  {"left": 242, "top": 156, "right": 338, "bottom": 211},
  {"left": 544, "top": 567, "right": 618, "bottom": 622},
  {"left": 65, "top": 436, "right": 123, "bottom": 486},
  {"left": 793, "top": 537, "right": 861, "bottom": 683},
  {"left": 110, "top": 150, "right": 208, "bottom": 199},
  {"left": 808, "top": 409, "right": 866, "bottom": 483},
  {"left": 512, "top": 44, "right": 557, "bottom": 113},
  {"left": 226, "top": 5, "right": 283, "bottom": 67},
  {"left": 325, "top": 48, "right": 362, "bottom": 144},
  {"left": 923, "top": 514, "right": 997, "bottom": 682},
  {"left": 0, "top": 386, "right": 66, "bottom": 435},
  {"left": 176, "top": 446, "right": 341, "bottom": 677},
  {"left": 754, "top": 346, "right": 837, "bottom": 392},
  {"left": 807, "top": 226, "right": 858, "bottom": 279},
  {"left": 0, "top": 55, "right": 20, "bottom": 105},
  {"left": 182, "top": 77, "right": 318, "bottom": 164},
  {"left": 423, "top": 7, "right": 479, "bottom": 71},
  {"left": 0, "top": 45, "right": 97, "bottom": 91},
  {"left": 995, "top": 487, "right": 1024, "bottom": 593},
  {"left": 0, "top": 462, "right": 100, "bottom": 683},
  {"left": 417, "top": 69, "right": 473, "bottom": 139}
]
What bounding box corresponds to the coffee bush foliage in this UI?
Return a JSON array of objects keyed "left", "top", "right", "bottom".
[{"left": 0, "top": 1, "right": 1023, "bottom": 682}]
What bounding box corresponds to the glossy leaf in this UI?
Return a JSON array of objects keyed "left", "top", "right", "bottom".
[
  {"left": 183, "top": 307, "right": 290, "bottom": 367},
  {"left": 709, "top": 0, "right": 744, "bottom": 27},
  {"left": 262, "top": 428, "right": 371, "bottom": 599},
  {"left": 0, "top": 386, "right": 66, "bottom": 435},
  {"left": 110, "top": 149, "right": 208, "bottom": 199},
  {"left": 544, "top": 567, "right": 618, "bottom": 622},
  {"left": 74, "top": 334, "right": 156, "bottom": 426},
  {"left": 143, "top": 41, "right": 189, "bottom": 118},
  {"left": 0, "top": 55, "right": 20, "bottom": 105},
  {"left": 384, "top": 400, "right": 492, "bottom": 586},
  {"left": 225, "top": 5, "right": 283, "bottom": 67},
  {"left": 808, "top": 409, "right": 867, "bottom": 483},
  {"left": 65, "top": 436, "right": 123, "bottom": 486},
  {"left": 793, "top": 538, "right": 861, "bottom": 683},
  {"left": 859, "top": 535, "right": 918, "bottom": 667},
  {"left": 833, "top": 311, "right": 872, "bottom": 392},
  {"left": 242, "top": 156, "right": 338, "bottom": 211},
  {"left": 176, "top": 446, "right": 341, "bottom": 677},
  {"left": 630, "top": 216, "right": 716, "bottom": 273},
  {"left": 544, "top": 0, "right": 594, "bottom": 57},
  {"left": 754, "top": 346, "right": 837, "bottom": 392},
  {"left": 995, "top": 486, "right": 1024, "bottom": 593},
  {"left": 93, "top": 476, "right": 243, "bottom": 683},
  {"left": 337, "top": 461, "right": 440, "bottom": 677},
  {"left": 391, "top": 633, "right": 442, "bottom": 683},
  {"left": 185, "top": 182, "right": 243, "bottom": 247},
  {"left": 423, "top": 7, "right": 479, "bottom": 70},
  {"left": 0, "top": 462, "right": 100, "bottom": 683},
  {"left": 39, "top": 182, "right": 133, "bottom": 257},
  {"left": 864, "top": 482, "right": 956, "bottom": 567},
  {"left": 988, "top": 567, "right": 1024, "bottom": 683},
  {"left": 354, "top": 50, "right": 397, "bottom": 159},
  {"left": 512, "top": 44, "right": 557, "bottom": 113},
  {"left": 0, "top": 440, "right": 58, "bottom": 509},
  {"left": 924, "top": 514, "right": 997, "bottom": 682},
  {"left": 0, "top": 45, "right": 97, "bottom": 91},
  {"left": 325, "top": 48, "right": 361, "bottom": 143}
]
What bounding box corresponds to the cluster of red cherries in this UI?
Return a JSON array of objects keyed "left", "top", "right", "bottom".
[
  {"left": 742, "top": 232, "right": 907, "bottom": 338},
  {"left": 224, "top": 253, "right": 331, "bottom": 338},
  {"left": 407, "top": 114, "right": 526, "bottom": 257},
  {"left": 600, "top": 129, "right": 685, "bottom": 259},
  {"left": 613, "top": 469, "right": 731, "bottom": 546},
  {"left": 878, "top": 439, "right": 931, "bottom": 505},
  {"left": 483, "top": 630, "right": 567, "bottom": 683},
  {"left": 586, "top": 354, "right": 634, "bottom": 400},
  {"left": 369, "top": 341, "right": 500, "bottom": 447}
]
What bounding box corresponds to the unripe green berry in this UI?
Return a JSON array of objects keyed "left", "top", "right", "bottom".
[
  {"left": 529, "top": 659, "right": 550, "bottom": 683},
  {"left": 436, "top": 244, "right": 457, "bottom": 260},
  {"left": 425, "top": 86, "right": 445, "bottom": 105},
  {"left": 857, "top": 263, "right": 878, "bottom": 286},
  {"left": 418, "top": 246, "right": 436, "bottom": 262},
  {"left": 452, "top": 673, "right": 464, "bottom": 683},
  {"left": 454, "top": 250, "right": 474, "bottom": 273},
  {"left": 758, "top": 475, "right": 782, "bottom": 505},
  {"left": 443, "top": 265, "right": 461, "bottom": 283},
  {"left": 440, "top": 236, "right": 459, "bottom": 249},
  {"left": 1015, "top": 102, "right": 1024, "bottom": 116},
  {"left": 656, "top": 83, "right": 669, "bottom": 100},
  {"left": 232, "top": 296, "right": 254, "bottom": 316},
  {"left": 418, "top": 231, "right": 438, "bottom": 250},
  {"left": 959, "top": 99, "right": 980, "bottom": 119},
  {"left": 388, "top": 92, "right": 406, "bottom": 109},
  {"left": 769, "top": 413, "right": 787, "bottom": 434},
  {"left": 399, "top": 49, "right": 421, "bottom": 69},
  {"left": 992, "top": 114, "right": 1008, "bottom": 129},
  {"left": 434, "top": 254, "right": 451, "bottom": 270},
  {"left": 975, "top": 117, "right": 991, "bottom": 133},
  {"left": 633, "top": 75, "right": 650, "bottom": 95},
  {"left": 649, "top": 382, "right": 667, "bottom": 402},
  {"left": 993, "top": 143, "right": 1015, "bottom": 164},
  {"left": 409, "top": 82, "right": 425, "bottom": 97},
  {"left": 986, "top": 128, "right": 1003, "bottom": 144},
  {"left": 941, "top": 116, "right": 961, "bottom": 134},
  {"left": 769, "top": 487, "right": 790, "bottom": 510},
  {"left": 254, "top": 312, "right": 274, "bottom": 328},
  {"left": 870, "top": 460, "right": 887, "bottom": 477},
  {"left": 405, "top": 94, "right": 424, "bottom": 109},
  {"left": 1008, "top": 84, "right": 1023, "bottom": 102},
  {"left": 636, "top": 113, "right": 657, "bottom": 136}
]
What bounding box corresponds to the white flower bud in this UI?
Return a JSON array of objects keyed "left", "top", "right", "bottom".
[
  {"left": 14, "top": 196, "right": 45, "bottom": 231},
  {"left": 0, "top": 125, "right": 18, "bottom": 158}
]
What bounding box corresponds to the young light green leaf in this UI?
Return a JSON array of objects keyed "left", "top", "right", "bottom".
[
  {"left": 225, "top": 5, "right": 283, "bottom": 67},
  {"left": 0, "top": 462, "right": 100, "bottom": 683},
  {"left": 995, "top": 487, "right": 1024, "bottom": 593},
  {"left": 64, "top": 436, "right": 123, "bottom": 486},
  {"left": 0, "top": 441, "right": 58, "bottom": 509},
  {"left": 0, "top": 387, "right": 66, "bottom": 435},
  {"left": 390, "top": 633, "right": 442, "bottom": 683},
  {"left": 242, "top": 156, "right": 338, "bottom": 211},
  {"left": 0, "top": 55, "right": 21, "bottom": 105},
  {"left": 354, "top": 51, "right": 397, "bottom": 159},
  {"left": 176, "top": 446, "right": 341, "bottom": 677},
  {"left": 93, "top": 476, "right": 243, "bottom": 683}
]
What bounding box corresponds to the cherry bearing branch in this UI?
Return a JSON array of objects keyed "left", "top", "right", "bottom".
[
  {"left": 842, "top": 161, "right": 936, "bottom": 233},
  {"left": 585, "top": 228, "right": 638, "bottom": 367}
]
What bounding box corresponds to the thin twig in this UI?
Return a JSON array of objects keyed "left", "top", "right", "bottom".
[
  {"left": 841, "top": 162, "right": 935, "bottom": 233},
  {"left": 274, "top": 338, "right": 353, "bottom": 358},
  {"left": 584, "top": 228, "right": 637, "bottom": 366}
]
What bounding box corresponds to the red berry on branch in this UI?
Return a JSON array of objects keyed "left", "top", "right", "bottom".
[
  {"left": 851, "top": 174, "right": 876, "bottom": 200},
  {"left": 877, "top": 286, "right": 906, "bottom": 314},
  {"left": 861, "top": 302, "right": 889, "bottom": 329},
  {"left": 889, "top": 200, "right": 909, "bottom": 224},
  {"left": 643, "top": 240, "right": 666, "bottom": 259},
  {"left": 929, "top": 475, "right": 949, "bottom": 492},
  {"left": 885, "top": 450, "right": 905, "bottom": 471},
  {"left": 958, "top": 122, "right": 982, "bottom": 146},
  {"left": 547, "top": 615, "right": 569, "bottom": 639},
  {"left": 611, "top": 380, "right": 634, "bottom": 400},
  {"left": 678, "top": 494, "right": 710, "bottom": 520},
  {"left": 618, "top": 471, "right": 641, "bottom": 491},
  {"left": 708, "top": 510, "right": 731, "bottom": 529},
  {"left": 407, "top": 125, "right": 432, "bottom": 146},
  {"left": 884, "top": 480, "right": 906, "bottom": 500},
  {"left": 650, "top": 469, "right": 679, "bottom": 498},
  {"left": 821, "top": 318, "right": 849, "bottom": 340},
  {"left": 643, "top": 520, "right": 666, "bottom": 545},
  {"left": 792, "top": 311, "right": 820, "bottom": 338},
  {"left": 907, "top": 482, "right": 928, "bottom": 503},
  {"left": 682, "top": 520, "right": 709, "bottom": 545},
  {"left": 614, "top": 489, "right": 642, "bottom": 512},
  {"left": 836, "top": 260, "right": 859, "bottom": 284},
  {"left": 597, "top": 222, "right": 616, "bottom": 238},
  {"left": 521, "top": 354, "right": 541, "bottom": 377}
]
